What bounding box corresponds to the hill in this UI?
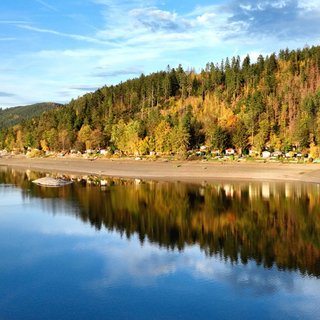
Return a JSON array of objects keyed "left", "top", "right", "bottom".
[
  {"left": 0, "top": 45, "right": 320, "bottom": 156},
  {"left": 0, "top": 102, "right": 62, "bottom": 130}
]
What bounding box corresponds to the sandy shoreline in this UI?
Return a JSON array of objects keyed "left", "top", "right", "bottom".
[{"left": 1, "top": 156, "right": 320, "bottom": 184}]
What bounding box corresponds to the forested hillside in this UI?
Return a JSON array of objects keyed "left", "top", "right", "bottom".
[
  {"left": 1, "top": 46, "right": 320, "bottom": 156},
  {"left": 0, "top": 103, "right": 62, "bottom": 130}
]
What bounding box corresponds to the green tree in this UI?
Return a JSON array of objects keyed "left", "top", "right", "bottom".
[
  {"left": 210, "top": 126, "right": 229, "bottom": 152},
  {"left": 111, "top": 120, "right": 126, "bottom": 151},
  {"left": 232, "top": 121, "right": 248, "bottom": 154},
  {"left": 45, "top": 128, "right": 59, "bottom": 151},
  {"left": 295, "top": 116, "right": 310, "bottom": 149}
]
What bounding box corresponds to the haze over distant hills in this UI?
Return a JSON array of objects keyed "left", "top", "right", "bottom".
[{"left": 0, "top": 103, "right": 62, "bottom": 130}]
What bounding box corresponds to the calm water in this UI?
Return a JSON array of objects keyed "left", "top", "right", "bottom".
[{"left": 1, "top": 168, "right": 320, "bottom": 319}]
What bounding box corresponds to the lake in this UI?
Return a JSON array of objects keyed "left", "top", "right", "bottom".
[{"left": 1, "top": 167, "right": 320, "bottom": 319}]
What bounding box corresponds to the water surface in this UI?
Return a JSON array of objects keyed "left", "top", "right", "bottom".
[{"left": 1, "top": 168, "right": 320, "bottom": 319}]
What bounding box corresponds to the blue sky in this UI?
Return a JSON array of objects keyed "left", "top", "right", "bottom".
[{"left": 0, "top": 0, "right": 319, "bottom": 107}]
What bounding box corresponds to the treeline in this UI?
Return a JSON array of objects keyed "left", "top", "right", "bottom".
[{"left": 1, "top": 45, "right": 320, "bottom": 156}]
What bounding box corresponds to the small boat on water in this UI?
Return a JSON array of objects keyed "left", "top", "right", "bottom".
[{"left": 32, "top": 177, "right": 73, "bottom": 187}]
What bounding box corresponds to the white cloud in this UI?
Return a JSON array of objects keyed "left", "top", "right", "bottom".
[
  {"left": 74, "top": 231, "right": 320, "bottom": 312},
  {"left": 270, "top": 0, "right": 291, "bottom": 9},
  {"left": 187, "top": 4, "right": 224, "bottom": 17},
  {"left": 196, "top": 12, "right": 217, "bottom": 24},
  {"left": 130, "top": 7, "right": 191, "bottom": 32},
  {"left": 298, "top": 0, "right": 320, "bottom": 12},
  {"left": 228, "top": 0, "right": 320, "bottom": 39}
]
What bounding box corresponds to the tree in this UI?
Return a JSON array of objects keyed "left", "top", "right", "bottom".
[
  {"left": 232, "top": 121, "right": 248, "bottom": 154},
  {"left": 24, "top": 131, "right": 37, "bottom": 149},
  {"left": 45, "top": 128, "right": 59, "bottom": 150},
  {"left": 210, "top": 126, "right": 229, "bottom": 152},
  {"left": 13, "top": 126, "right": 24, "bottom": 150},
  {"left": 59, "top": 129, "right": 71, "bottom": 151},
  {"left": 170, "top": 125, "right": 190, "bottom": 155},
  {"left": 90, "top": 128, "right": 103, "bottom": 150},
  {"left": 111, "top": 120, "right": 126, "bottom": 151},
  {"left": 40, "top": 139, "right": 49, "bottom": 152},
  {"left": 294, "top": 116, "right": 310, "bottom": 149},
  {"left": 139, "top": 136, "right": 150, "bottom": 155},
  {"left": 154, "top": 120, "right": 172, "bottom": 154},
  {"left": 4, "top": 129, "right": 15, "bottom": 151},
  {"left": 78, "top": 124, "right": 93, "bottom": 150},
  {"left": 242, "top": 92, "right": 264, "bottom": 146},
  {"left": 125, "top": 120, "right": 141, "bottom": 155},
  {"left": 110, "top": 120, "right": 141, "bottom": 154}
]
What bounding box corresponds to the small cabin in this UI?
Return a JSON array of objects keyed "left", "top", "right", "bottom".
[
  {"left": 285, "top": 151, "right": 295, "bottom": 158},
  {"left": 225, "top": 148, "right": 235, "bottom": 155},
  {"left": 99, "top": 149, "right": 107, "bottom": 155},
  {"left": 272, "top": 151, "right": 282, "bottom": 158},
  {"left": 262, "top": 151, "right": 271, "bottom": 158},
  {"left": 249, "top": 149, "right": 259, "bottom": 156},
  {"left": 211, "top": 149, "right": 220, "bottom": 156}
]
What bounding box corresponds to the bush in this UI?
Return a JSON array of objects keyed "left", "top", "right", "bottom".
[{"left": 26, "top": 149, "right": 43, "bottom": 158}]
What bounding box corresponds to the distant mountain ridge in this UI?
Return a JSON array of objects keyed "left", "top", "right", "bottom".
[{"left": 0, "top": 102, "right": 63, "bottom": 129}]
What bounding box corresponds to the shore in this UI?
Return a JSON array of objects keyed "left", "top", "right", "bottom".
[{"left": 1, "top": 156, "right": 320, "bottom": 184}]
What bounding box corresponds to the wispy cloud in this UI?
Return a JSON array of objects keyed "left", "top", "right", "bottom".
[
  {"left": 34, "top": 0, "right": 58, "bottom": 12},
  {"left": 0, "top": 91, "right": 16, "bottom": 98},
  {"left": 0, "top": 37, "right": 17, "bottom": 41},
  {"left": 69, "top": 85, "right": 100, "bottom": 92},
  {"left": 93, "top": 67, "right": 143, "bottom": 78},
  {"left": 18, "top": 24, "right": 118, "bottom": 46},
  {"left": 0, "top": 20, "right": 29, "bottom": 24}
]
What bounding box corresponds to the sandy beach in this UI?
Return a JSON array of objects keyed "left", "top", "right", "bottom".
[{"left": 1, "top": 156, "right": 320, "bottom": 184}]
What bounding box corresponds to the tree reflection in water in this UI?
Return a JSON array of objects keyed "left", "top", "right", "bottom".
[{"left": 1, "top": 167, "right": 320, "bottom": 277}]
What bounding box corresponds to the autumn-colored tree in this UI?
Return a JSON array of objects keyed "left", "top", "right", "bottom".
[
  {"left": 111, "top": 120, "right": 126, "bottom": 151},
  {"left": 59, "top": 129, "right": 71, "bottom": 151},
  {"left": 90, "top": 128, "right": 103, "bottom": 150},
  {"left": 154, "top": 120, "right": 172, "bottom": 154},
  {"left": 124, "top": 120, "right": 141, "bottom": 155},
  {"left": 45, "top": 128, "right": 59, "bottom": 150},
  {"left": 170, "top": 125, "right": 190, "bottom": 155},
  {"left": 78, "top": 124, "right": 93, "bottom": 150}
]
